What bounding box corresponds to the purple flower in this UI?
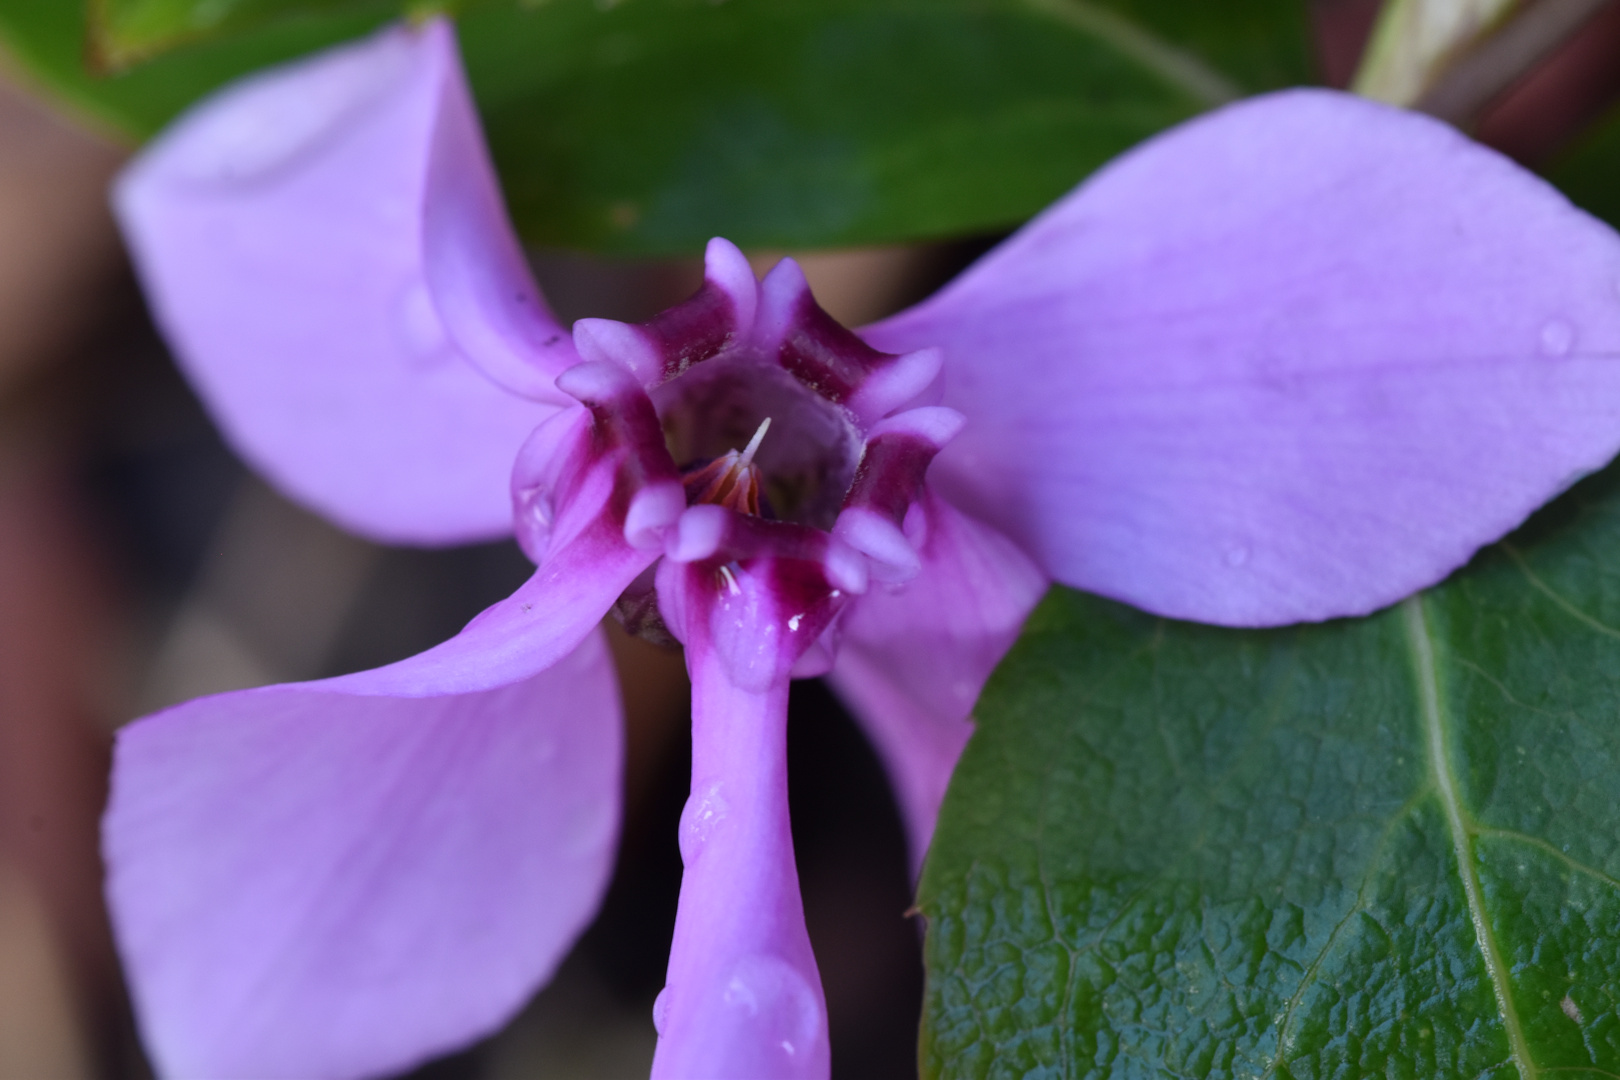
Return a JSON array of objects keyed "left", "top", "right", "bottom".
[{"left": 105, "top": 17, "right": 1620, "bottom": 1080}]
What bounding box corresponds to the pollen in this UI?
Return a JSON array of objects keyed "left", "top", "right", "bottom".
[{"left": 682, "top": 417, "right": 771, "bottom": 516}]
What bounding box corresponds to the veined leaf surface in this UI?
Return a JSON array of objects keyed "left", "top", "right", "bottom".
[{"left": 920, "top": 463, "right": 1620, "bottom": 1078}]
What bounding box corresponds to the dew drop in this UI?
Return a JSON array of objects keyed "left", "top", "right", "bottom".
[
  {"left": 514, "top": 488, "right": 555, "bottom": 560},
  {"left": 1540, "top": 318, "right": 1575, "bottom": 357},
  {"left": 719, "top": 956, "right": 824, "bottom": 1070},
  {"left": 678, "top": 780, "right": 729, "bottom": 862},
  {"left": 652, "top": 987, "right": 671, "bottom": 1035},
  {"left": 722, "top": 974, "right": 757, "bottom": 1015},
  {"left": 526, "top": 491, "right": 555, "bottom": 530},
  {"left": 1224, "top": 544, "right": 1250, "bottom": 568}
]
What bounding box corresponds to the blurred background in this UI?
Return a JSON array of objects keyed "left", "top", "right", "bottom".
[{"left": 2, "top": 0, "right": 1620, "bottom": 1076}]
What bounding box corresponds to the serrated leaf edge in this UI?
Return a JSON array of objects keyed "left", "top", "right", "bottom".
[{"left": 1405, "top": 594, "right": 1538, "bottom": 1080}]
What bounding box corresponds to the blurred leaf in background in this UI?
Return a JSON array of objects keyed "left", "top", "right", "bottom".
[
  {"left": 919, "top": 460, "right": 1620, "bottom": 1077},
  {"left": 0, "top": 0, "right": 1313, "bottom": 254},
  {"left": 1549, "top": 103, "right": 1620, "bottom": 232},
  {"left": 0, "top": 0, "right": 394, "bottom": 135},
  {"left": 88, "top": 0, "right": 382, "bottom": 70}
]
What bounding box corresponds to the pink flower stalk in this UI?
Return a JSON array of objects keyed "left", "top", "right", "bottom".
[{"left": 106, "top": 17, "right": 1620, "bottom": 1080}]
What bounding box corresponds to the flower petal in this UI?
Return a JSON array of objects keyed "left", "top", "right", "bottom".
[
  {"left": 333, "top": 516, "right": 654, "bottom": 697},
  {"left": 420, "top": 24, "right": 580, "bottom": 404},
  {"left": 105, "top": 628, "right": 622, "bottom": 1080},
  {"left": 650, "top": 611, "right": 829, "bottom": 1080},
  {"left": 106, "top": 396, "right": 664, "bottom": 1079},
  {"left": 115, "top": 19, "right": 558, "bottom": 546},
  {"left": 865, "top": 89, "right": 1620, "bottom": 625},
  {"left": 827, "top": 490, "right": 1046, "bottom": 871}
]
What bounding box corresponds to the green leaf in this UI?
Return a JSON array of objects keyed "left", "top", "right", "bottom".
[
  {"left": 464, "top": 0, "right": 1312, "bottom": 254},
  {"left": 919, "top": 463, "right": 1620, "bottom": 1078},
  {"left": 89, "top": 0, "right": 384, "bottom": 70},
  {"left": 0, "top": 0, "right": 394, "bottom": 139},
  {"left": 1548, "top": 102, "right": 1620, "bottom": 234},
  {"left": 0, "top": 0, "right": 1311, "bottom": 254}
]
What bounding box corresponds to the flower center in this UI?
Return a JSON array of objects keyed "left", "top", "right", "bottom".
[
  {"left": 544, "top": 242, "right": 960, "bottom": 658},
  {"left": 681, "top": 417, "right": 771, "bottom": 516},
  {"left": 653, "top": 356, "right": 861, "bottom": 530}
]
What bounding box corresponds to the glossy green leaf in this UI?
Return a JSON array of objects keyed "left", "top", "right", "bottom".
[
  {"left": 0, "top": 0, "right": 1311, "bottom": 254},
  {"left": 89, "top": 0, "right": 381, "bottom": 70},
  {"left": 1548, "top": 102, "right": 1620, "bottom": 234},
  {"left": 465, "top": 0, "right": 1312, "bottom": 253},
  {"left": 0, "top": 0, "right": 393, "bottom": 140},
  {"left": 920, "top": 463, "right": 1620, "bottom": 1078}
]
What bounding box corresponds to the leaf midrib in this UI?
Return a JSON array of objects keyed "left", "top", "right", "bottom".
[{"left": 1403, "top": 595, "right": 1537, "bottom": 1080}]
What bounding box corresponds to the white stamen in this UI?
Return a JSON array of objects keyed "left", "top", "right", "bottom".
[{"left": 737, "top": 417, "right": 772, "bottom": 470}]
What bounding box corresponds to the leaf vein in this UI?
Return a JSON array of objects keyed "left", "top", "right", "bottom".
[
  {"left": 1032, "top": 759, "right": 1077, "bottom": 1077},
  {"left": 1472, "top": 827, "right": 1620, "bottom": 893},
  {"left": 1404, "top": 595, "right": 1538, "bottom": 1080},
  {"left": 1261, "top": 785, "right": 1434, "bottom": 1078},
  {"left": 1503, "top": 543, "right": 1620, "bottom": 639}
]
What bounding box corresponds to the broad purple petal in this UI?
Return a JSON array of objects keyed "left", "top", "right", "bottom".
[
  {"left": 827, "top": 490, "right": 1046, "bottom": 870},
  {"left": 115, "top": 20, "right": 557, "bottom": 545},
  {"left": 105, "top": 629, "right": 622, "bottom": 1080},
  {"left": 651, "top": 631, "right": 828, "bottom": 1079},
  {"left": 420, "top": 23, "right": 579, "bottom": 403},
  {"left": 106, "top": 406, "right": 663, "bottom": 1080},
  {"left": 866, "top": 89, "right": 1620, "bottom": 625}
]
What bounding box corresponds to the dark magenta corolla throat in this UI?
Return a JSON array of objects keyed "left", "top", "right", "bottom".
[{"left": 520, "top": 239, "right": 964, "bottom": 674}]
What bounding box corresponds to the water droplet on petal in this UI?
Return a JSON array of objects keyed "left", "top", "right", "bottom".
[
  {"left": 1540, "top": 319, "right": 1575, "bottom": 357},
  {"left": 653, "top": 987, "right": 671, "bottom": 1035},
  {"left": 719, "top": 955, "right": 824, "bottom": 1071},
  {"left": 678, "top": 780, "right": 729, "bottom": 862},
  {"left": 722, "top": 975, "right": 757, "bottom": 1014},
  {"left": 1225, "top": 544, "right": 1250, "bottom": 568},
  {"left": 514, "top": 488, "right": 555, "bottom": 562},
  {"left": 527, "top": 491, "right": 555, "bottom": 529}
]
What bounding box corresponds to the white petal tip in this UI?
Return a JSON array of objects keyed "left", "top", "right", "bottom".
[
  {"left": 704, "top": 237, "right": 759, "bottom": 330},
  {"left": 573, "top": 318, "right": 661, "bottom": 380},
  {"left": 823, "top": 534, "right": 871, "bottom": 596},
  {"left": 666, "top": 505, "right": 728, "bottom": 563},
  {"left": 625, "top": 482, "right": 687, "bottom": 550},
  {"left": 848, "top": 348, "right": 945, "bottom": 424},
  {"left": 868, "top": 405, "right": 965, "bottom": 448},
  {"left": 554, "top": 359, "right": 639, "bottom": 405},
  {"left": 834, "top": 508, "right": 918, "bottom": 584}
]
